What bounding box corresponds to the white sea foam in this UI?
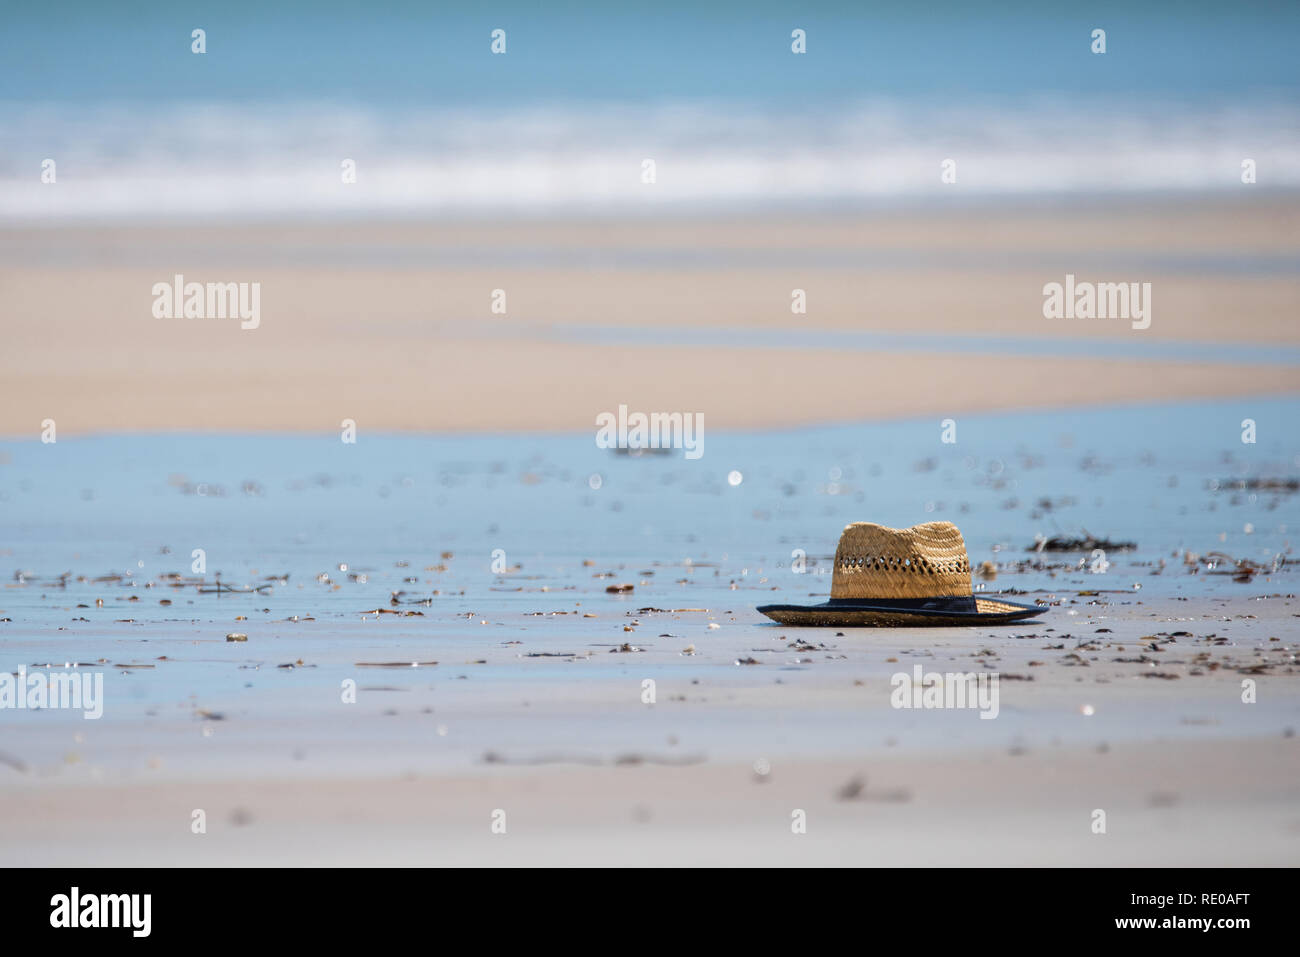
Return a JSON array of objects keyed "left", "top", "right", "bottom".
[{"left": 2, "top": 96, "right": 1297, "bottom": 220}]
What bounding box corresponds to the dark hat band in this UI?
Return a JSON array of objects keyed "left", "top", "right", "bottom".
[{"left": 825, "top": 596, "right": 978, "bottom": 613}]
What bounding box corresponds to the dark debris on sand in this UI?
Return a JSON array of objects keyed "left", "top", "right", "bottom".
[
  {"left": 1211, "top": 477, "right": 1299, "bottom": 493},
  {"left": 1029, "top": 533, "right": 1137, "bottom": 552}
]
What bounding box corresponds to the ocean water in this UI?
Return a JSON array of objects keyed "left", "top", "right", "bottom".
[
  {"left": 5, "top": 2, "right": 1298, "bottom": 103},
  {"left": 4, "top": 96, "right": 1297, "bottom": 220},
  {"left": 3, "top": 397, "right": 1296, "bottom": 609},
  {"left": 2, "top": 2, "right": 1298, "bottom": 219}
]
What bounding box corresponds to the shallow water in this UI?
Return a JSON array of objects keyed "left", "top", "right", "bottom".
[
  {"left": 3, "top": 395, "right": 1296, "bottom": 607},
  {"left": 1, "top": 397, "right": 1296, "bottom": 773}
]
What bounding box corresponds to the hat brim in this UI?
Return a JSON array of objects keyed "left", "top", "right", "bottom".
[{"left": 756, "top": 596, "right": 1046, "bottom": 627}]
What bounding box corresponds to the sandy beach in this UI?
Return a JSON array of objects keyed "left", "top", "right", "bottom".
[
  {"left": 3, "top": 199, "right": 1299, "bottom": 870},
  {"left": 2, "top": 592, "right": 1297, "bottom": 867},
  {"left": 7, "top": 742, "right": 1299, "bottom": 867},
  {"left": 2, "top": 392, "right": 1297, "bottom": 866},
  {"left": 7, "top": 0, "right": 1300, "bottom": 901},
  {"left": 2, "top": 196, "right": 1298, "bottom": 436}
]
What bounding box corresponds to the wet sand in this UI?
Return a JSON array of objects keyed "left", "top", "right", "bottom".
[
  {"left": 2, "top": 592, "right": 1297, "bottom": 867},
  {"left": 2, "top": 195, "right": 1298, "bottom": 436},
  {"left": 2, "top": 405, "right": 1297, "bottom": 866},
  {"left": 9, "top": 335, "right": 1298, "bottom": 435},
  {"left": 5, "top": 741, "right": 1299, "bottom": 867}
]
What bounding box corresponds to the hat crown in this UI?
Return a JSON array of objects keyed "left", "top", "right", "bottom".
[{"left": 831, "top": 521, "right": 972, "bottom": 599}]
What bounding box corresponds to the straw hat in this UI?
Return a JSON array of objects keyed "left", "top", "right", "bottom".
[{"left": 758, "top": 521, "right": 1046, "bottom": 626}]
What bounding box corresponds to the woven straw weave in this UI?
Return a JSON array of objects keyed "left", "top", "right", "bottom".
[{"left": 831, "top": 521, "right": 973, "bottom": 599}]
